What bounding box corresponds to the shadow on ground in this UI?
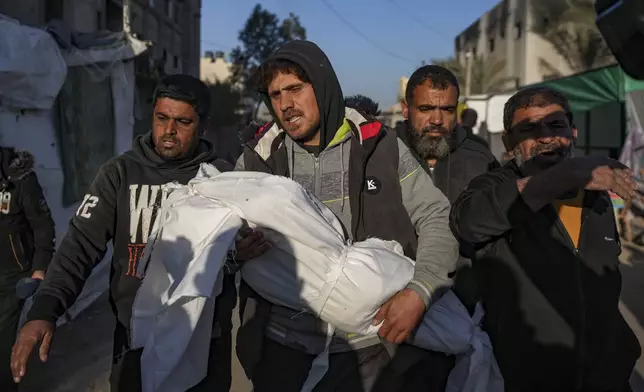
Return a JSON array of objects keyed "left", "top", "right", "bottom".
[
  {"left": 619, "top": 242, "right": 644, "bottom": 392},
  {"left": 18, "top": 293, "right": 113, "bottom": 392}
]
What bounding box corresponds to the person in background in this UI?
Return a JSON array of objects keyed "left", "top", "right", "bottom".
[
  {"left": 234, "top": 40, "right": 458, "bottom": 392},
  {"left": 382, "top": 65, "right": 498, "bottom": 392},
  {"left": 450, "top": 86, "right": 640, "bottom": 392},
  {"left": 344, "top": 94, "right": 381, "bottom": 121},
  {"left": 11, "top": 74, "right": 236, "bottom": 392},
  {"left": 459, "top": 108, "right": 490, "bottom": 148},
  {"left": 0, "top": 147, "right": 55, "bottom": 392}
]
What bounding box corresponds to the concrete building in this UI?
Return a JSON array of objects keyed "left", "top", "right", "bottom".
[
  {"left": 379, "top": 77, "right": 408, "bottom": 128},
  {"left": 126, "top": 0, "right": 202, "bottom": 77},
  {"left": 200, "top": 50, "right": 233, "bottom": 84},
  {"left": 454, "top": 0, "right": 574, "bottom": 91},
  {"left": 0, "top": 0, "right": 202, "bottom": 78}
]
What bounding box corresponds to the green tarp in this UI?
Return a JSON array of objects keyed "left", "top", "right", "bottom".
[
  {"left": 534, "top": 64, "right": 644, "bottom": 112},
  {"left": 523, "top": 64, "right": 644, "bottom": 158}
]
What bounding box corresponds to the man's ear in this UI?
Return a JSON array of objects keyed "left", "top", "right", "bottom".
[{"left": 401, "top": 99, "right": 409, "bottom": 120}]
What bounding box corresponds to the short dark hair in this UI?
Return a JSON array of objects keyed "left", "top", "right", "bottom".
[
  {"left": 258, "top": 59, "right": 311, "bottom": 93},
  {"left": 153, "top": 74, "right": 211, "bottom": 119},
  {"left": 503, "top": 86, "right": 573, "bottom": 131},
  {"left": 345, "top": 94, "right": 381, "bottom": 117},
  {"left": 460, "top": 108, "right": 478, "bottom": 128},
  {"left": 406, "top": 65, "right": 460, "bottom": 104}
]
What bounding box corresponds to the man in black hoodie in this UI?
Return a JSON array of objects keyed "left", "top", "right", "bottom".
[
  {"left": 344, "top": 94, "right": 381, "bottom": 120},
  {"left": 11, "top": 74, "right": 234, "bottom": 392},
  {"left": 384, "top": 65, "right": 498, "bottom": 392},
  {"left": 0, "top": 147, "right": 55, "bottom": 391}
]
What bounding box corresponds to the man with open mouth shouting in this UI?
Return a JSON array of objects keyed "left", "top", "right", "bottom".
[{"left": 450, "top": 86, "right": 640, "bottom": 392}]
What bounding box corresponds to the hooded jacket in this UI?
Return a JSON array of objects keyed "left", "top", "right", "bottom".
[
  {"left": 236, "top": 41, "right": 458, "bottom": 357},
  {"left": 27, "top": 134, "right": 233, "bottom": 345},
  {"left": 0, "top": 147, "right": 55, "bottom": 282},
  {"left": 258, "top": 40, "right": 345, "bottom": 152},
  {"left": 450, "top": 160, "right": 640, "bottom": 391}
]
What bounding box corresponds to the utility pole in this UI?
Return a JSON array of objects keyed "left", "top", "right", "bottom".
[{"left": 465, "top": 51, "right": 473, "bottom": 97}]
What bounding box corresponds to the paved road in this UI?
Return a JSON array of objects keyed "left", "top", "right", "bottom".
[
  {"left": 619, "top": 243, "right": 644, "bottom": 391},
  {"left": 17, "top": 292, "right": 251, "bottom": 392},
  {"left": 15, "top": 245, "right": 644, "bottom": 392}
]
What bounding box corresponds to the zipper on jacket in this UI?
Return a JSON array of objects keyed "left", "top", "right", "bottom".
[
  {"left": 313, "top": 155, "right": 321, "bottom": 197},
  {"left": 552, "top": 207, "right": 587, "bottom": 389},
  {"left": 8, "top": 234, "right": 25, "bottom": 271}
]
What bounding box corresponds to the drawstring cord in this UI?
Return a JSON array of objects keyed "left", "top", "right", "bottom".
[{"left": 340, "top": 145, "right": 346, "bottom": 213}]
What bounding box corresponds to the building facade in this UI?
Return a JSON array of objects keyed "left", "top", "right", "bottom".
[
  {"left": 454, "top": 0, "right": 573, "bottom": 91},
  {"left": 200, "top": 51, "right": 233, "bottom": 84},
  {"left": 0, "top": 0, "right": 201, "bottom": 78}
]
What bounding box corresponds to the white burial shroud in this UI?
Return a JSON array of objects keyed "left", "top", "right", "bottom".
[{"left": 130, "top": 164, "right": 502, "bottom": 392}]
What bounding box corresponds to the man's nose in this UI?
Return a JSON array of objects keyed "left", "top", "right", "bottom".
[
  {"left": 162, "top": 120, "right": 177, "bottom": 135},
  {"left": 279, "top": 95, "right": 294, "bottom": 112},
  {"left": 429, "top": 111, "right": 443, "bottom": 126}
]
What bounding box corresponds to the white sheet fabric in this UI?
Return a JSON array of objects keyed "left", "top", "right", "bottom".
[
  {"left": 414, "top": 290, "right": 504, "bottom": 392},
  {"left": 131, "top": 180, "right": 239, "bottom": 392},
  {"left": 130, "top": 165, "right": 414, "bottom": 392},
  {"left": 131, "top": 164, "right": 502, "bottom": 392}
]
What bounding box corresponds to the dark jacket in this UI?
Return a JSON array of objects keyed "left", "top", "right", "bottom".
[
  {"left": 396, "top": 122, "right": 499, "bottom": 204},
  {"left": 389, "top": 121, "right": 499, "bottom": 382},
  {"left": 27, "top": 134, "right": 233, "bottom": 345},
  {"left": 0, "top": 148, "right": 55, "bottom": 282},
  {"left": 450, "top": 160, "right": 640, "bottom": 392},
  {"left": 462, "top": 125, "right": 490, "bottom": 150}
]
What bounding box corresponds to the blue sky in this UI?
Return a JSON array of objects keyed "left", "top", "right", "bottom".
[{"left": 201, "top": 0, "right": 499, "bottom": 108}]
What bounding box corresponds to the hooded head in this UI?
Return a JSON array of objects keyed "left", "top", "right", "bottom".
[
  {"left": 344, "top": 94, "right": 381, "bottom": 118},
  {"left": 257, "top": 40, "right": 344, "bottom": 150},
  {"left": 151, "top": 74, "right": 210, "bottom": 160}
]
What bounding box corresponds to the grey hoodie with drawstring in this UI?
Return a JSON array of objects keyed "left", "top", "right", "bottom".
[{"left": 235, "top": 108, "right": 458, "bottom": 354}]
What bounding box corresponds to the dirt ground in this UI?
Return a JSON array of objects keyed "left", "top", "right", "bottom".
[{"left": 15, "top": 244, "right": 644, "bottom": 392}]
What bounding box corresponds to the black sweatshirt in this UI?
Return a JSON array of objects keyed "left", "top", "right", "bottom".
[
  {"left": 449, "top": 160, "right": 640, "bottom": 391},
  {"left": 27, "top": 134, "right": 232, "bottom": 340},
  {"left": 0, "top": 148, "right": 55, "bottom": 281}
]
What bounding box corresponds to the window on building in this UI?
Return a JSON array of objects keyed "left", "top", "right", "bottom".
[
  {"left": 542, "top": 17, "right": 550, "bottom": 29},
  {"left": 489, "top": 38, "right": 495, "bottom": 53},
  {"left": 174, "top": 55, "right": 179, "bottom": 69},
  {"left": 500, "top": 24, "right": 506, "bottom": 39},
  {"left": 45, "top": 0, "right": 64, "bottom": 22},
  {"left": 96, "top": 11, "right": 103, "bottom": 30},
  {"left": 515, "top": 21, "right": 523, "bottom": 39}
]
